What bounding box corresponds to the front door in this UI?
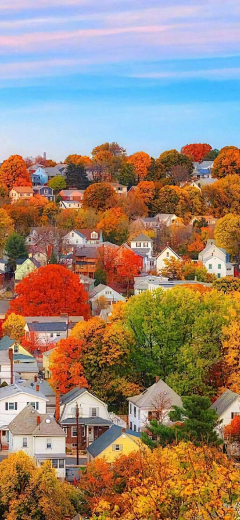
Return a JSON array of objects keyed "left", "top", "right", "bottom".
[{"left": 88, "top": 427, "right": 94, "bottom": 442}]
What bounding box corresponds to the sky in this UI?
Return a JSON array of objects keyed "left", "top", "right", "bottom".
[{"left": 1, "top": 0, "right": 240, "bottom": 161}]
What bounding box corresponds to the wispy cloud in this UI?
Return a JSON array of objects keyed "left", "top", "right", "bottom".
[{"left": 132, "top": 67, "right": 240, "bottom": 80}]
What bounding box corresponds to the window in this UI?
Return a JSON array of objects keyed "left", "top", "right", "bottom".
[
  {"left": 112, "top": 444, "right": 123, "bottom": 451},
  {"left": 6, "top": 402, "right": 17, "bottom": 411},
  {"left": 208, "top": 264, "right": 212, "bottom": 269},
  {"left": 72, "top": 427, "right": 77, "bottom": 437},
  {"left": 50, "top": 333, "right": 53, "bottom": 338},
  {"left": 130, "top": 421, "right": 132, "bottom": 429},
  {"left": 166, "top": 252, "right": 169, "bottom": 257},
  {"left": 59, "top": 459, "right": 65, "bottom": 468},
  {"left": 143, "top": 242, "right": 148, "bottom": 247},
  {"left": 218, "top": 264, "right": 221, "bottom": 269},
  {"left": 231, "top": 412, "right": 240, "bottom": 419},
  {"left": 27, "top": 402, "right": 39, "bottom": 410},
  {"left": 14, "top": 345, "right": 18, "bottom": 353},
  {"left": 72, "top": 443, "right": 77, "bottom": 448},
  {"left": 134, "top": 425, "right": 137, "bottom": 431},
  {"left": 52, "top": 459, "right": 58, "bottom": 468},
  {"left": 136, "top": 242, "right": 141, "bottom": 247},
  {"left": 91, "top": 408, "right": 97, "bottom": 417},
  {"left": 46, "top": 438, "right": 52, "bottom": 449},
  {"left": 23, "top": 438, "right": 27, "bottom": 447},
  {"left": 63, "top": 427, "right": 68, "bottom": 435},
  {"left": 130, "top": 403, "right": 132, "bottom": 414},
  {"left": 91, "top": 232, "right": 98, "bottom": 239},
  {"left": 72, "top": 233, "right": 74, "bottom": 237},
  {"left": 134, "top": 406, "right": 136, "bottom": 418},
  {"left": 217, "top": 273, "right": 221, "bottom": 278}
]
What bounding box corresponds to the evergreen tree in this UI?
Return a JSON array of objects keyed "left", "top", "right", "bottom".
[
  {"left": 66, "top": 162, "right": 90, "bottom": 189},
  {"left": 48, "top": 251, "right": 58, "bottom": 264},
  {"left": 5, "top": 232, "right": 28, "bottom": 268}
]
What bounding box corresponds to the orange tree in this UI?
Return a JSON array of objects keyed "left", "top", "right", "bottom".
[
  {"left": 97, "top": 207, "right": 129, "bottom": 244},
  {"left": 9, "top": 264, "right": 89, "bottom": 318},
  {"left": 181, "top": 143, "right": 212, "bottom": 162},
  {"left": 0, "top": 154, "right": 31, "bottom": 189},
  {"left": 212, "top": 146, "right": 240, "bottom": 178},
  {"left": 50, "top": 337, "right": 88, "bottom": 393},
  {"left": 83, "top": 182, "right": 117, "bottom": 210},
  {"left": 127, "top": 152, "right": 151, "bottom": 180},
  {"left": 79, "top": 443, "right": 240, "bottom": 519}
]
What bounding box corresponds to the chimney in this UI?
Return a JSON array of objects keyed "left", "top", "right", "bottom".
[
  {"left": 36, "top": 384, "right": 39, "bottom": 392},
  {"left": 37, "top": 415, "right": 41, "bottom": 425},
  {"left": 34, "top": 375, "right": 37, "bottom": 382},
  {"left": 156, "top": 376, "right": 160, "bottom": 383},
  {"left": 122, "top": 428, "right": 126, "bottom": 433},
  {"left": 9, "top": 349, "right": 13, "bottom": 385},
  {"left": 43, "top": 152, "right": 46, "bottom": 160},
  {"left": 55, "top": 387, "right": 60, "bottom": 423}
]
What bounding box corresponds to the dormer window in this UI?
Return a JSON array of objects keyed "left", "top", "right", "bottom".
[{"left": 91, "top": 232, "right": 98, "bottom": 239}]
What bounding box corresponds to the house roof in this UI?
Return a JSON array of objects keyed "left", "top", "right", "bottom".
[
  {"left": 75, "top": 246, "right": 99, "bottom": 259},
  {"left": 42, "top": 347, "right": 56, "bottom": 358},
  {"left": 12, "top": 187, "right": 33, "bottom": 194},
  {"left": 25, "top": 316, "right": 83, "bottom": 324},
  {"left": 128, "top": 379, "right": 182, "bottom": 409},
  {"left": 0, "top": 335, "right": 15, "bottom": 351},
  {"left": 0, "top": 300, "right": 10, "bottom": 316},
  {"left": 28, "top": 322, "right": 67, "bottom": 332},
  {"left": 211, "top": 390, "right": 240, "bottom": 417},
  {"left": 61, "top": 417, "right": 112, "bottom": 426},
  {"left": 156, "top": 246, "right": 180, "bottom": 259},
  {"left": 60, "top": 387, "right": 87, "bottom": 405},
  {"left": 20, "top": 379, "right": 55, "bottom": 396},
  {"left": 87, "top": 425, "right": 141, "bottom": 458},
  {"left": 14, "top": 362, "right": 38, "bottom": 373},
  {"left": 9, "top": 405, "right": 64, "bottom": 436},
  {"left": 0, "top": 350, "right": 11, "bottom": 363},
  {"left": 131, "top": 233, "right": 153, "bottom": 242},
  {"left": 132, "top": 248, "right": 150, "bottom": 257},
  {"left": 78, "top": 229, "right": 101, "bottom": 240},
  {"left": 0, "top": 383, "right": 47, "bottom": 401}
]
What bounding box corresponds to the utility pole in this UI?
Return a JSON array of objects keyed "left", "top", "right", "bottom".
[{"left": 76, "top": 403, "right": 79, "bottom": 466}]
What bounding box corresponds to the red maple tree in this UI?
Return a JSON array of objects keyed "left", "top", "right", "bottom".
[{"left": 181, "top": 143, "right": 212, "bottom": 162}]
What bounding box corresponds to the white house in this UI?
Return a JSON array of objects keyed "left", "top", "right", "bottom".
[
  {"left": 128, "top": 378, "right": 182, "bottom": 432},
  {"left": 0, "top": 383, "right": 47, "bottom": 449},
  {"left": 198, "top": 239, "right": 234, "bottom": 278},
  {"left": 8, "top": 405, "right": 66, "bottom": 479},
  {"left": 63, "top": 230, "right": 87, "bottom": 251},
  {"left": 59, "top": 200, "right": 82, "bottom": 210},
  {"left": 89, "top": 284, "right": 125, "bottom": 315},
  {"left": 0, "top": 350, "right": 15, "bottom": 386},
  {"left": 130, "top": 233, "right": 153, "bottom": 259},
  {"left": 211, "top": 390, "right": 240, "bottom": 437},
  {"left": 110, "top": 183, "right": 128, "bottom": 195},
  {"left": 24, "top": 316, "right": 84, "bottom": 347},
  {"left": 156, "top": 246, "right": 181, "bottom": 273},
  {"left": 156, "top": 214, "right": 178, "bottom": 227}
]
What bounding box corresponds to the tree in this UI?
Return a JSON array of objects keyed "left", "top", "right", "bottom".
[
  {"left": 204, "top": 148, "right": 219, "bottom": 160},
  {"left": 169, "top": 395, "right": 221, "bottom": 446},
  {"left": 159, "top": 149, "right": 193, "bottom": 174},
  {"left": 0, "top": 451, "right": 81, "bottom": 519},
  {"left": 65, "top": 154, "right": 91, "bottom": 165},
  {"left": 135, "top": 180, "right": 155, "bottom": 206},
  {"left": 5, "top": 204, "right": 39, "bottom": 234},
  {"left": 92, "top": 142, "right": 126, "bottom": 157},
  {"left": 0, "top": 208, "right": 14, "bottom": 253},
  {"left": 83, "top": 182, "right": 117, "bottom": 211},
  {"left": 214, "top": 213, "right": 240, "bottom": 257},
  {"left": 160, "top": 257, "right": 184, "bottom": 279},
  {"left": 154, "top": 185, "right": 191, "bottom": 217},
  {"left": 97, "top": 207, "right": 129, "bottom": 244},
  {"left": 50, "top": 337, "right": 87, "bottom": 393},
  {"left": 0, "top": 155, "right": 31, "bottom": 189},
  {"left": 79, "top": 444, "right": 240, "bottom": 519},
  {"left": 222, "top": 320, "right": 240, "bottom": 393},
  {"left": 116, "top": 162, "right": 136, "bottom": 186},
  {"left": 70, "top": 317, "right": 140, "bottom": 407},
  {"left": 56, "top": 208, "right": 77, "bottom": 230},
  {"left": 202, "top": 174, "right": 240, "bottom": 217},
  {"left": 170, "top": 163, "right": 192, "bottom": 185},
  {"left": 5, "top": 232, "right": 28, "bottom": 267},
  {"left": 65, "top": 162, "right": 90, "bottom": 189},
  {"left": 213, "top": 277, "right": 240, "bottom": 293},
  {"left": 212, "top": 146, "right": 240, "bottom": 178},
  {"left": 48, "top": 176, "right": 66, "bottom": 192},
  {"left": 127, "top": 152, "right": 151, "bottom": 180},
  {"left": 119, "top": 191, "right": 148, "bottom": 219},
  {"left": 49, "top": 251, "right": 58, "bottom": 264},
  {"left": 181, "top": 143, "right": 212, "bottom": 162},
  {"left": 114, "top": 248, "right": 143, "bottom": 296},
  {"left": 147, "top": 157, "right": 166, "bottom": 181},
  {"left": 9, "top": 264, "right": 89, "bottom": 318},
  {"left": 2, "top": 313, "right": 25, "bottom": 341}
]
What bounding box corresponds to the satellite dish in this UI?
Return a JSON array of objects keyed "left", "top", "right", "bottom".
[{"left": 46, "top": 419, "right": 51, "bottom": 424}]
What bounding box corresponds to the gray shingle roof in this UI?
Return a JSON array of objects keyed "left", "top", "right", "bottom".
[
  {"left": 131, "top": 233, "right": 153, "bottom": 242},
  {"left": 61, "top": 417, "right": 112, "bottom": 426},
  {"left": 0, "top": 336, "right": 15, "bottom": 351},
  {"left": 60, "top": 387, "right": 87, "bottom": 405},
  {"left": 89, "top": 284, "right": 108, "bottom": 299},
  {"left": 128, "top": 379, "right": 182, "bottom": 409},
  {"left": 211, "top": 390, "right": 240, "bottom": 417},
  {"left": 87, "top": 425, "right": 140, "bottom": 458},
  {"left": 0, "top": 350, "right": 11, "bottom": 363},
  {"left": 9, "top": 405, "right": 64, "bottom": 435},
  {"left": 14, "top": 362, "right": 38, "bottom": 373},
  {"left": 0, "top": 383, "right": 47, "bottom": 401},
  {"left": 28, "top": 322, "right": 67, "bottom": 332},
  {"left": 21, "top": 379, "right": 55, "bottom": 396}
]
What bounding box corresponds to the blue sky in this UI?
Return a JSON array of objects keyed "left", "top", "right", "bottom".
[{"left": 1, "top": 0, "right": 240, "bottom": 161}]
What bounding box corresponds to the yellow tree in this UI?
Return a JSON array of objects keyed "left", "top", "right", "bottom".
[
  {"left": 222, "top": 319, "right": 240, "bottom": 393},
  {"left": 0, "top": 208, "right": 14, "bottom": 253},
  {"left": 160, "top": 257, "right": 184, "bottom": 279},
  {"left": 215, "top": 213, "right": 240, "bottom": 257},
  {"left": 212, "top": 146, "right": 240, "bottom": 178},
  {"left": 2, "top": 313, "right": 25, "bottom": 341}
]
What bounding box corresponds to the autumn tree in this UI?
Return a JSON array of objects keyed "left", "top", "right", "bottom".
[
  {"left": 5, "top": 204, "right": 39, "bottom": 234},
  {"left": 79, "top": 444, "right": 240, "bottom": 519},
  {"left": 0, "top": 452, "right": 81, "bottom": 519},
  {"left": 135, "top": 180, "right": 155, "bottom": 206},
  {"left": 83, "top": 182, "right": 117, "bottom": 211},
  {"left": 202, "top": 174, "right": 240, "bottom": 217},
  {"left": 212, "top": 146, "right": 240, "bottom": 178},
  {"left": 119, "top": 191, "right": 148, "bottom": 219},
  {"left": 70, "top": 317, "right": 140, "bottom": 406},
  {"left": 65, "top": 162, "right": 89, "bottom": 189},
  {"left": 0, "top": 155, "right": 31, "bottom": 189},
  {"left": 213, "top": 277, "right": 240, "bottom": 293},
  {"left": 9, "top": 264, "right": 89, "bottom": 318},
  {"left": 147, "top": 157, "right": 166, "bottom": 181},
  {"left": 97, "top": 207, "right": 129, "bottom": 244},
  {"left": 50, "top": 337, "right": 87, "bottom": 393},
  {"left": 159, "top": 149, "right": 193, "bottom": 174},
  {"left": 215, "top": 213, "right": 240, "bottom": 258},
  {"left": 181, "top": 143, "right": 212, "bottom": 162},
  {"left": 2, "top": 312, "right": 25, "bottom": 341},
  {"left": 0, "top": 208, "right": 14, "bottom": 253},
  {"left": 222, "top": 320, "right": 240, "bottom": 393},
  {"left": 204, "top": 148, "right": 219, "bottom": 160},
  {"left": 114, "top": 248, "right": 143, "bottom": 296},
  {"left": 92, "top": 142, "right": 126, "bottom": 158},
  {"left": 48, "top": 175, "right": 66, "bottom": 192},
  {"left": 65, "top": 154, "right": 91, "bottom": 165},
  {"left": 56, "top": 209, "right": 77, "bottom": 230},
  {"left": 154, "top": 185, "right": 191, "bottom": 218},
  {"left": 170, "top": 163, "right": 192, "bottom": 185},
  {"left": 127, "top": 152, "right": 151, "bottom": 180},
  {"left": 160, "top": 257, "right": 183, "bottom": 279},
  {"left": 5, "top": 232, "right": 28, "bottom": 268}
]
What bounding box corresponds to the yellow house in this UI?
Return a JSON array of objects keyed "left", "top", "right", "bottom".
[
  {"left": 87, "top": 425, "right": 143, "bottom": 463},
  {"left": 0, "top": 336, "right": 34, "bottom": 361},
  {"left": 15, "top": 258, "right": 38, "bottom": 282}
]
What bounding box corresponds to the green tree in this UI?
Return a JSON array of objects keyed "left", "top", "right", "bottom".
[
  {"left": 66, "top": 163, "right": 90, "bottom": 189},
  {"left": 159, "top": 149, "right": 193, "bottom": 174},
  {"left": 49, "top": 251, "right": 58, "bottom": 264},
  {"left": 117, "top": 163, "right": 136, "bottom": 186},
  {"left": 48, "top": 175, "right": 66, "bottom": 192},
  {"left": 5, "top": 232, "right": 28, "bottom": 268},
  {"left": 213, "top": 277, "right": 240, "bottom": 293},
  {"left": 169, "top": 395, "right": 221, "bottom": 446},
  {"left": 203, "top": 148, "right": 219, "bottom": 160}
]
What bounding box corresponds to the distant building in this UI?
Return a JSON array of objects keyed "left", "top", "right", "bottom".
[
  {"left": 110, "top": 183, "right": 128, "bottom": 195},
  {"left": 87, "top": 425, "right": 142, "bottom": 463},
  {"left": 156, "top": 246, "right": 181, "bottom": 273},
  {"left": 10, "top": 187, "right": 34, "bottom": 203},
  {"left": 89, "top": 284, "right": 125, "bottom": 315},
  {"left": 130, "top": 233, "right": 153, "bottom": 258},
  {"left": 15, "top": 257, "right": 39, "bottom": 282},
  {"left": 198, "top": 239, "right": 235, "bottom": 278},
  {"left": 156, "top": 214, "right": 178, "bottom": 227},
  {"left": 31, "top": 167, "right": 48, "bottom": 186},
  {"left": 32, "top": 185, "right": 54, "bottom": 200}
]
